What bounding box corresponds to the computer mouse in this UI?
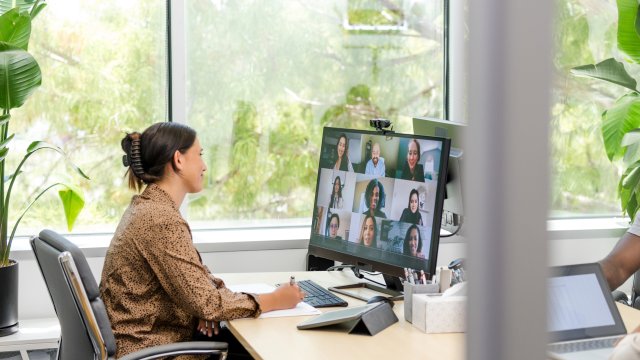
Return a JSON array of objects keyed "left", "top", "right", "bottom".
[{"left": 366, "top": 295, "right": 394, "bottom": 308}]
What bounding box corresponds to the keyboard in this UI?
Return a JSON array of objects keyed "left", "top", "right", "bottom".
[
  {"left": 297, "top": 280, "right": 348, "bottom": 308},
  {"left": 548, "top": 336, "right": 622, "bottom": 354}
]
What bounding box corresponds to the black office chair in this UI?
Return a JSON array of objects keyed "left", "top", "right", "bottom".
[
  {"left": 612, "top": 270, "right": 640, "bottom": 310},
  {"left": 30, "top": 229, "right": 228, "bottom": 360}
]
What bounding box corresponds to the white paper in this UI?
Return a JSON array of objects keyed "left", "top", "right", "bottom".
[{"left": 227, "top": 283, "right": 321, "bottom": 318}]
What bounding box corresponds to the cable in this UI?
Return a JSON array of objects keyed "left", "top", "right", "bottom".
[{"left": 440, "top": 221, "right": 462, "bottom": 238}]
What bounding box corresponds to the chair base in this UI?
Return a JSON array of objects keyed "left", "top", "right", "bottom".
[{"left": 0, "top": 322, "right": 18, "bottom": 337}]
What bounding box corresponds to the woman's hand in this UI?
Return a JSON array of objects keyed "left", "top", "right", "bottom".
[
  {"left": 258, "top": 283, "right": 304, "bottom": 312},
  {"left": 197, "top": 319, "right": 219, "bottom": 337}
]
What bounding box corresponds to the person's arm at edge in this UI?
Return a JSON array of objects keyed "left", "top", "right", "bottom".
[{"left": 600, "top": 231, "right": 640, "bottom": 291}]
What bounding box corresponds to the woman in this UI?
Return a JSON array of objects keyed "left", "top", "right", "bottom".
[
  {"left": 401, "top": 139, "right": 425, "bottom": 182},
  {"left": 358, "top": 214, "right": 377, "bottom": 247},
  {"left": 399, "top": 189, "right": 424, "bottom": 225},
  {"left": 326, "top": 213, "right": 343, "bottom": 240},
  {"left": 362, "top": 178, "right": 387, "bottom": 218},
  {"left": 333, "top": 133, "right": 354, "bottom": 172},
  {"left": 328, "top": 176, "right": 343, "bottom": 209},
  {"left": 403, "top": 224, "right": 425, "bottom": 258},
  {"left": 100, "top": 122, "right": 303, "bottom": 359}
]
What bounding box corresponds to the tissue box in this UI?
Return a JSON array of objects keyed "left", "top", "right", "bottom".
[
  {"left": 403, "top": 282, "right": 439, "bottom": 323},
  {"left": 412, "top": 295, "right": 466, "bottom": 333}
]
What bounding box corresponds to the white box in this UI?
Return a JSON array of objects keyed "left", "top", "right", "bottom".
[{"left": 411, "top": 294, "right": 466, "bottom": 333}]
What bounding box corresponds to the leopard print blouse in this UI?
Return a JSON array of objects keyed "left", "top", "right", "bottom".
[{"left": 99, "top": 184, "right": 260, "bottom": 359}]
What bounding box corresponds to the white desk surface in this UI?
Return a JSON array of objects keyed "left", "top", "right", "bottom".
[{"left": 220, "top": 270, "right": 464, "bottom": 360}]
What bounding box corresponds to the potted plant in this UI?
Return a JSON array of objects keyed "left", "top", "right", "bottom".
[
  {"left": 0, "top": 0, "right": 88, "bottom": 336},
  {"left": 571, "top": 0, "right": 640, "bottom": 222}
]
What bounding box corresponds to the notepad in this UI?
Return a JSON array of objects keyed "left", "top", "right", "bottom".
[{"left": 227, "top": 283, "right": 321, "bottom": 318}]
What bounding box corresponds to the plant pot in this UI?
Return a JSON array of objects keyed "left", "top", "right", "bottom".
[{"left": 0, "top": 260, "right": 18, "bottom": 336}]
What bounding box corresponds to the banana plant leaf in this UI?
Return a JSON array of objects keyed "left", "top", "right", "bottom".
[
  {"left": 0, "top": 0, "right": 37, "bottom": 16},
  {"left": 0, "top": 42, "right": 41, "bottom": 111},
  {"left": 618, "top": 0, "right": 640, "bottom": 63},
  {"left": 602, "top": 93, "right": 640, "bottom": 161},
  {"left": 571, "top": 58, "right": 638, "bottom": 92},
  {"left": 0, "top": 8, "right": 30, "bottom": 49},
  {"left": 58, "top": 184, "right": 85, "bottom": 231}
]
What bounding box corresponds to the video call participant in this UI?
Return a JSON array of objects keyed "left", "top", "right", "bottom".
[
  {"left": 328, "top": 176, "right": 343, "bottom": 209},
  {"left": 326, "top": 213, "right": 343, "bottom": 240},
  {"left": 362, "top": 178, "right": 387, "bottom": 218},
  {"left": 399, "top": 189, "right": 424, "bottom": 226},
  {"left": 333, "top": 133, "right": 354, "bottom": 172},
  {"left": 401, "top": 139, "right": 425, "bottom": 182},
  {"left": 365, "top": 142, "right": 386, "bottom": 176},
  {"left": 100, "top": 122, "right": 303, "bottom": 359},
  {"left": 359, "top": 214, "right": 377, "bottom": 247},
  {"left": 403, "top": 224, "right": 425, "bottom": 258}
]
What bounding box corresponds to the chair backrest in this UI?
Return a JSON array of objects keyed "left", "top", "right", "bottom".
[{"left": 31, "top": 229, "right": 116, "bottom": 360}]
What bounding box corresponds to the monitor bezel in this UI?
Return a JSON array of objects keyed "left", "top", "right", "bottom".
[{"left": 308, "top": 126, "right": 451, "bottom": 279}]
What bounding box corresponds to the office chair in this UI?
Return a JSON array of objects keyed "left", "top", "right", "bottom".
[
  {"left": 30, "top": 229, "right": 228, "bottom": 360},
  {"left": 612, "top": 270, "right": 640, "bottom": 310}
]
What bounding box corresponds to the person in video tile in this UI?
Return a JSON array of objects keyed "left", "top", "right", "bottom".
[
  {"left": 333, "top": 133, "right": 354, "bottom": 172},
  {"left": 365, "top": 142, "right": 385, "bottom": 176},
  {"left": 403, "top": 224, "right": 425, "bottom": 258},
  {"left": 362, "top": 178, "right": 387, "bottom": 218},
  {"left": 359, "top": 214, "right": 377, "bottom": 247},
  {"left": 399, "top": 189, "right": 424, "bottom": 226},
  {"left": 401, "top": 139, "right": 425, "bottom": 182},
  {"left": 328, "top": 176, "right": 343, "bottom": 209},
  {"left": 326, "top": 213, "right": 343, "bottom": 241}
]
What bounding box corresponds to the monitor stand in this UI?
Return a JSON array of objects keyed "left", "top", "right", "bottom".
[{"left": 326, "top": 265, "right": 404, "bottom": 302}]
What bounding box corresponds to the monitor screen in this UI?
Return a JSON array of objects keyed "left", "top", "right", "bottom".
[{"left": 308, "top": 127, "right": 451, "bottom": 279}]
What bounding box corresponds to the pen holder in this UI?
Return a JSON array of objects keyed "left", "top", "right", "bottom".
[{"left": 403, "top": 281, "right": 439, "bottom": 323}]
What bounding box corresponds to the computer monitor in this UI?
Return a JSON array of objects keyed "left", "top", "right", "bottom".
[
  {"left": 308, "top": 127, "right": 451, "bottom": 289},
  {"left": 413, "top": 117, "right": 465, "bottom": 234}
]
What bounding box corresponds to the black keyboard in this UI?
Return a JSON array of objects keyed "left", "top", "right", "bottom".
[{"left": 297, "top": 280, "right": 348, "bottom": 308}]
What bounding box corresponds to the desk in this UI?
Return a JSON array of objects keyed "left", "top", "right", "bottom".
[{"left": 221, "top": 271, "right": 464, "bottom": 360}]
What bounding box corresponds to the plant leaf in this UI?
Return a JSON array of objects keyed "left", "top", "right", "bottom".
[
  {"left": 0, "top": 0, "right": 38, "bottom": 16},
  {"left": 0, "top": 8, "right": 30, "bottom": 49},
  {"left": 618, "top": 0, "right": 640, "bottom": 63},
  {"left": 30, "top": 2, "right": 46, "bottom": 20},
  {"left": 0, "top": 132, "right": 14, "bottom": 150},
  {"left": 602, "top": 93, "right": 640, "bottom": 160},
  {"left": 571, "top": 58, "right": 638, "bottom": 92},
  {"left": 0, "top": 42, "right": 41, "bottom": 111},
  {"left": 26, "top": 140, "right": 61, "bottom": 154},
  {"left": 623, "top": 166, "right": 640, "bottom": 189},
  {"left": 58, "top": 184, "right": 84, "bottom": 231},
  {"left": 622, "top": 129, "right": 640, "bottom": 146}
]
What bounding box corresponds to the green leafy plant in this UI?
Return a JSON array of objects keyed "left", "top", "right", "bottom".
[
  {"left": 0, "top": 0, "right": 89, "bottom": 267},
  {"left": 571, "top": 0, "right": 640, "bottom": 221}
]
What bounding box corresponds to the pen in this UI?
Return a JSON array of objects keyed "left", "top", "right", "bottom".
[{"left": 290, "top": 276, "right": 295, "bottom": 286}]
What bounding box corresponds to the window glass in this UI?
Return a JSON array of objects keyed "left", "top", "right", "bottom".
[
  {"left": 551, "top": 0, "right": 622, "bottom": 217},
  {"left": 185, "top": 0, "right": 445, "bottom": 225},
  {"left": 11, "top": 0, "right": 167, "bottom": 235}
]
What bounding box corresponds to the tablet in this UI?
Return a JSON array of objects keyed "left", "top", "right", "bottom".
[{"left": 297, "top": 304, "right": 379, "bottom": 330}]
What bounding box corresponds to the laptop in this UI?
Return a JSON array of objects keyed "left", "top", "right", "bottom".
[{"left": 547, "top": 263, "right": 628, "bottom": 360}]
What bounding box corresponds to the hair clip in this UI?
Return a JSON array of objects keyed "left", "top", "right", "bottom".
[{"left": 122, "top": 154, "right": 129, "bottom": 167}]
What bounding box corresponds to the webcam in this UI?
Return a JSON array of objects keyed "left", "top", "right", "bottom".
[{"left": 370, "top": 118, "right": 394, "bottom": 135}]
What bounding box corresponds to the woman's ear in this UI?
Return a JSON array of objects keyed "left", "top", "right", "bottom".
[{"left": 173, "top": 150, "right": 184, "bottom": 171}]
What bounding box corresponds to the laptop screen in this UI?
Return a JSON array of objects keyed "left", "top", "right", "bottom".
[{"left": 549, "top": 264, "right": 627, "bottom": 342}]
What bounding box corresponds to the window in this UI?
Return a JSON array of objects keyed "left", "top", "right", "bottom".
[
  {"left": 184, "top": 0, "right": 446, "bottom": 225},
  {"left": 12, "top": 1, "right": 168, "bottom": 235},
  {"left": 551, "top": 0, "right": 623, "bottom": 217}
]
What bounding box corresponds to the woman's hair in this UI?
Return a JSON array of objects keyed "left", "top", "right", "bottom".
[
  {"left": 364, "top": 178, "right": 385, "bottom": 210},
  {"left": 121, "top": 122, "right": 197, "bottom": 192},
  {"left": 359, "top": 214, "right": 377, "bottom": 247},
  {"left": 407, "top": 189, "right": 419, "bottom": 212},
  {"left": 408, "top": 139, "right": 421, "bottom": 162},
  {"left": 403, "top": 224, "right": 423, "bottom": 256},
  {"left": 335, "top": 133, "right": 349, "bottom": 160},
  {"left": 325, "top": 213, "right": 340, "bottom": 237}
]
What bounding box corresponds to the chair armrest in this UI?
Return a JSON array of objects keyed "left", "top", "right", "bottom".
[
  {"left": 612, "top": 290, "right": 630, "bottom": 306},
  {"left": 119, "top": 341, "right": 228, "bottom": 360}
]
